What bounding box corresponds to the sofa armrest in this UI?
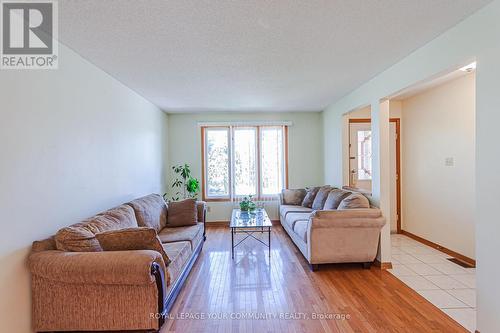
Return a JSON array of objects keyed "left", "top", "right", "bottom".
[
  {"left": 196, "top": 201, "right": 207, "bottom": 223},
  {"left": 29, "top": 250, "right": 166, "bottom": 286},
  {"left": 310, "top": 209, "right": 386, "bottom": 229},
  {"left": 196, "top": 201, "right": 207, "bottom": 239}
]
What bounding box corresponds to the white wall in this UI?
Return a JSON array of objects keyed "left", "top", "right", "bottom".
[
  {"left": 401, "top": 73, "right": 475, "bottom": 258},
  {"left": 168, "top": 112, "right": 324, "bottom": 221},
  {"left": 0, "top": 44, "right": 169, "bottom": 333},
  {"left": 346, "top": 106, "right": 371, "bottom": 119},
  {"left": 322, "top": 1, "right": 500, "bottom": 330}
]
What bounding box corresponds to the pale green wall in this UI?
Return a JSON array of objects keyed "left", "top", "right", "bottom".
[{"left": 167, "top": 112, "right": 324, "bottom": 221}]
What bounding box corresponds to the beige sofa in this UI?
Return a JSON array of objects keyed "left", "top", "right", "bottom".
[
  {"left": 279, "top": 187, "right": 385, "bottom": 270},
  {"left": 29, "top": 194, "right": 206, "bottom": 332}
]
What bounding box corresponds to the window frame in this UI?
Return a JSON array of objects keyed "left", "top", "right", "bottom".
[
  {"left": 259, "top": 125, "right": 286, "bottom": 198},
  {"left": 232, "top": 126, "right": 259, "bottom": 198},
  {"left": 201, "top": 125, "right": 289, "bottom": 201},
  {"left": 201, "top": 126, "right": 232, "bottom": 201}
]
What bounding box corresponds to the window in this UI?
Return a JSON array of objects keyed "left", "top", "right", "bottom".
[
  {"left": 205, "top": 127, "right": 230, "bottom": 197},
  {"left": 202, "top": 125, "right": 288, "bottom": 200},
  {"left": 233, "top": 127, "right": 257, "bottom": 196},
  {"left": 357, "top": 130, "right": 372, "bottom": 180},
  {"left": 260, "top": 127, "right": 284, "bottom": 195}
]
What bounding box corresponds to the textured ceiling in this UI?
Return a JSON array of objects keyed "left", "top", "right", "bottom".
[{"left": 58, "top": 0, "right": 490, "bottom": 113}]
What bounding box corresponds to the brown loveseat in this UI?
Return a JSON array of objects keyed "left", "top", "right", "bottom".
[
  {"left": 279, "top": 187, "right": 385, "bottom": 270},
  {"left": 29, "top": 194, "right": 206, "bottom": 332}
]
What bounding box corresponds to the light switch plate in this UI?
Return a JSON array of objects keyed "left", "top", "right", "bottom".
[{"left": 445, "top": 157, "right": 454, "bottom": 167}]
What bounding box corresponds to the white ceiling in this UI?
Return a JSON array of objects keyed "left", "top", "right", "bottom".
[{"left": 58, "top": 0, "right": 490, "bottom": 113}]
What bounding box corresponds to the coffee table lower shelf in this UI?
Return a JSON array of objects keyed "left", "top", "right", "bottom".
[{"left": 231, "top": 226, "right": 271, "bottom": 259}]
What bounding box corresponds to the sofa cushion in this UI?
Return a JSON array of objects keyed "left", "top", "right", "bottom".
[
  {"left": 95, "top": 227, "right": 171, "bottom": 269},
  {"left": 284, "top": 212, "right": 311, "bottom": 231},
  {"left": 281, "top": 189, "right": 307, "bottom": 205},
  {"left": 311, "top": 186, "right": 332, "bottom": 210},
  {"left": 166, "top": 199, "right": 197, "bottom": 227},
  {"left": 163, "top": 241, "right": 192, "bottom": 287},
  {"left": 323, "top": 189, "right": 352, "bottom": 210},
  {"left": 279, "top": 205, "right": 313, "bottom": 219},
  {"left": 293, "top": 220, "right": 309, "bottom": 243},
  {"left": 55, "top": 205, "right": 138, "bottom": 252},
  {"left": 338, "top": 193, "right": 370, "bottom": 209},
  {"left": 158, "top": 223, "right": 203, "bottom": 251},
  {"left": 101, "top": 204, "right": 139, "bottom": 228},
  {"left": 301, "top": 187, "right": 320, "bottom": 208},
  {"left": 127, "top": 194, "right": 167, "bottom": 231}
]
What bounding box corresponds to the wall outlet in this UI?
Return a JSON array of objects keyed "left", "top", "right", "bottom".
[
  {"left": 445, "top": 157, "right": 454, "bottom": 167},
  {"left": 207, "top": 205, "right": 211, "bottom": 212}
]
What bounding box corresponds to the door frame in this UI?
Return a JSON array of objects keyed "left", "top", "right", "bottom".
[{"left": 348, "top": 118, "right": 402, "bottom": 233}]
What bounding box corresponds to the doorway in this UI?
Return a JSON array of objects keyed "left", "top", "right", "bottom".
[
  {"left": 348, "top": 120, "right": 372, "bottom": 191},
  {"left": 348, "top": 118, "right": 401, "bottom": 233}
]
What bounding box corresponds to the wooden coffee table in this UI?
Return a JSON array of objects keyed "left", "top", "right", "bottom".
[{"left": 230, "top": 208, "right": 272, "bottom": 259}]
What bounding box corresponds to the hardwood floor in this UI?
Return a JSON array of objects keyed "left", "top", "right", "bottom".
[{"left": 161, "top": 226, "right": 468, "bottom": 333}]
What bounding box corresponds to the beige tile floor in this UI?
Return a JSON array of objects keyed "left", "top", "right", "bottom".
[{"left": 389, "top": 234, "right": 476, "bottom": 332}]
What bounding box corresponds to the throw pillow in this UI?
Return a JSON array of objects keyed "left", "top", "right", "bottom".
[
  {"left": 167, "top": 198, "right": 197, "bottom": 227},
  {"left": 55, "top": 224, "right": 101, "bottom": 252},
  {"left": 323, "top": 189, "right": 352, "bottom": 210},
  {"left": 95, "top": 227, "right": 171, "bottom": 265},
  {"left": 301, "top": 187, "right": 320, "bottom": 208},
  {"left": 337, "top": 193, "right": 370, "bottom": 209},
  {"left": 311, "top": 185, "right": 332, "bottom": 210},
  {"left": 281, "top": 189, "right": 307, "bottom": 205}
]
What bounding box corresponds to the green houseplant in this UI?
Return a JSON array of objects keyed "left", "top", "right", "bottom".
[
  {"left": 165, "top": 164, "right": 200, "bottom": 201},
  {"left": 239, "top": 195, "right": 256, "bottom": 212}
]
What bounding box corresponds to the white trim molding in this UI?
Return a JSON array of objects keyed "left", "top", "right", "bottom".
[{"left": 197, "top": 121, "right": 293, "bottom": 127}]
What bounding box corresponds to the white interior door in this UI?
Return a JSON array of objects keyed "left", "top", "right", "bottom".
[{"left": 349, "top": 122, "right": 372, "bottom": 191}]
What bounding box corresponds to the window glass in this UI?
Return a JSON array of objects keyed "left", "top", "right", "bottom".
[
  {"left": 206, "top": 128, "right": 230, "bottom": 196},
  {"left": 233, "top": 128, "right": 257, "bottom": 196},
  {"left": 203, "top": 125, "right": 287, "bottom": 199},
  {"left": 261, "top": 127, "right": 284, "bottom": 195},
  {"left": 357, "top": 130, "right": 372, "bottom": 180}
]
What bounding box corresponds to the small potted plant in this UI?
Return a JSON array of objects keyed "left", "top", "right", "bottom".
[{"left": 239, "top": 195, "right": 257, "bottom": 212}]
